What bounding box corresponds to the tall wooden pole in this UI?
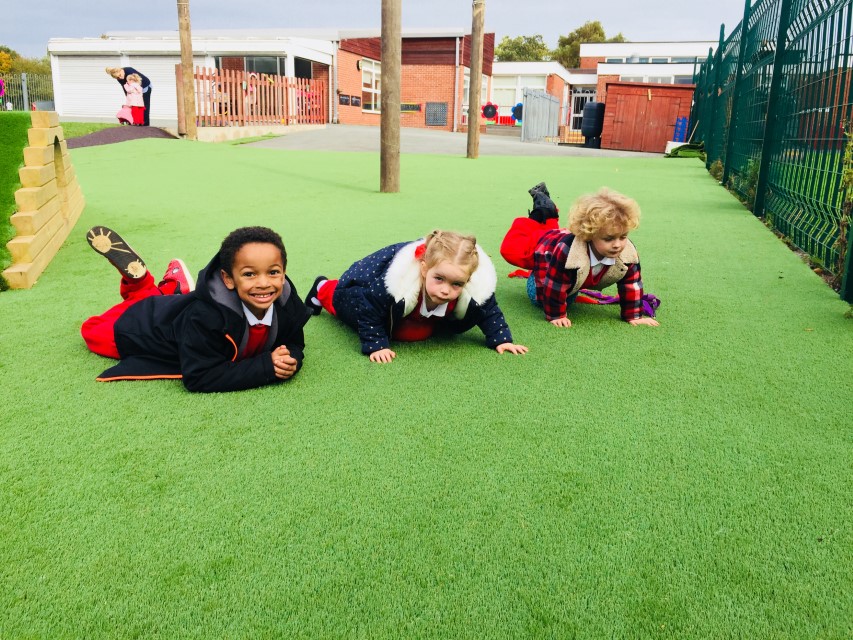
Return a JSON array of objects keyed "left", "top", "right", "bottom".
[
  {"left": 177, "top": 0, "right": 197, "bottom": 140},
  {"left": 380, "top": 0, "right": 401, "bottom": 192},
  {"left": 466, "top": 0, "right": 485, "bottom": 159}
]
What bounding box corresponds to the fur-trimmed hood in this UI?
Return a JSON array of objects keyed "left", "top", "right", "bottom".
[
  {"left": 564, "top": 236, "right": 639, "bottom": 295},
  {"left": 383, "top": 239, "right": 498, "bottom": 318}
]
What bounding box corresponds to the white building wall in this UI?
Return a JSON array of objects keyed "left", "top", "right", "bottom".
[
  {"left": 580, "top": 41, "right": 716, "bottom": 60},
  {"left": 51, "top": 54, "right": 207, "bottom": 123},
  {"left": 598, "top": 62, "right": 699, "bottom": 84},
  {"left": 47, "top": 32, "right": 336, "bottom": 124}
]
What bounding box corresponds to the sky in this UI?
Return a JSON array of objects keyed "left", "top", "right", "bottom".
[{"left": 4, "top": 0, "right": 748, "bottom": 59}]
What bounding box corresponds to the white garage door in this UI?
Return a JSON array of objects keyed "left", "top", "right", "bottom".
[
  {"left": 54, "top": 55, "right": 206, "bottom": 124},
  {"left": 54, "top": 56, "right": 126, "bottom": 120}
]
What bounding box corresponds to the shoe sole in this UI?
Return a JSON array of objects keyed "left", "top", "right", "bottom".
[
  {"left": 529, "top": 182, "right": 550, "bottom": 198},
  {"left": 87, "top": 226, "right": 147, "bottom": 279}
]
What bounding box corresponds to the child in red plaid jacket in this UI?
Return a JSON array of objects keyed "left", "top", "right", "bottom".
[{"left": 500, "top": 184, "right": 660, "bottom": 329}]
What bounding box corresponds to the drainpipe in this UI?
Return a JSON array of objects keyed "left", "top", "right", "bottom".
[
  {"left": 453, "top": 36, "right": 460, "bottom": 132},
  {"left": 332, "top": 40, "right": 339, "bottom": 124}
]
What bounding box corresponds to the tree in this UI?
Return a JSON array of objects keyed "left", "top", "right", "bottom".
[
  {"left": 0, "top": 52, "right": 12, "bottom": 75},
  {"left": 0, "top": 45, "right": 51, "bottom": 74},
  {"left": 495, "top": 34, "right": 550, "bottom": 62},
  {"left": 551, "top": 21, "right": 626, "bottom": 69}
]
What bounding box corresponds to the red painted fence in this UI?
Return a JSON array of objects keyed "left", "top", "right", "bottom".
[{"left": 192, "top": 67, "right": 328, "bottom": 127}]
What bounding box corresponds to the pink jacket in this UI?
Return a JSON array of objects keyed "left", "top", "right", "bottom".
[{"left": 124, "top": 82, "right": 144, "bottom": 107}]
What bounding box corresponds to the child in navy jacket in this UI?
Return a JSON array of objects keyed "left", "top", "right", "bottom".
[
  {"left": 304, "top": 229, "right": 528, "bottom": 363},
  {"left": 81, "top": 225, "right": 308, "bottom": 392}
]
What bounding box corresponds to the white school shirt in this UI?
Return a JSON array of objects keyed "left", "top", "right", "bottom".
[{"left": 589, "top": 246, "right": 616, "bottom": 276}]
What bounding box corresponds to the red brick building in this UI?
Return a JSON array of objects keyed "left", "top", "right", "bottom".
[{"left": 336, "top": 30, "right": 495, "bottom": 131}]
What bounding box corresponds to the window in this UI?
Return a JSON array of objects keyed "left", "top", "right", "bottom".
[
  {"left": 490, "top": 76, "right": 517, "bottom": 113},
  {"left": 605, "top": 57, "right": 624, "bottom": 63},
  {"left": 463, "top": 71, "right": 489, "bottom": 108},
  {"left": 674, "top": 75, "right": 694, "bottom": 85},
  {"left": 672, "top": 56, "right": 699, "bottom": 63},
  {"left": 647, "top": 76, "right": 672, "bottom": 84},
  {"left": 621, "top": 76, "right": 644, "bottom": 82},
  {"left": 492, "top": 88, "right": 517, "bottom": 111},
  {"left": 651, "top": 57, "right": 669, "bottom": 64},
  {"left": 216, "top": 56, "right": 287, "bottom": 76},
  {"left": 361, "top": 59, "right": 381, "bottom": 113},
  {"left": 294, "top": 57, "right": 313, "bottom": 80},
  {"left": 246, "top": 56, "right": 280, "bottom": 75},
  {"left": 519, "top": 75, "right": 546, "bottom": 90}
]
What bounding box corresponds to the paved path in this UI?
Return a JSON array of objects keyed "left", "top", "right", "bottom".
[{"left": 245, "top": 124, "right": 660, "bottom": 158}]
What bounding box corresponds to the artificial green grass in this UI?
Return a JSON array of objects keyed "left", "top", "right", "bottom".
[
  {"left": 1, "top": 139, "right": 851, "bottom": 638},
  {"left": 0, "top": 111, "right": 32, "bottom": 289},
  {"left": 59, "top": 122, "right": 120, "bottom": 139}
]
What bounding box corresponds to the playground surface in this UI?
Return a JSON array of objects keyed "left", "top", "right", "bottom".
[
  {"left": 1, "top": 137, "right": 850, "bottom": 638},
  {"left": 246, "top": 123, "right": 661, "bottom": 157},
  {"left": 65, "top": 122, "right": 662, "bottom": 157}
]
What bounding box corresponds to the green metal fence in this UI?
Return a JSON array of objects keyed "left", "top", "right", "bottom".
[{"left": 692, "top": 0, "right": 853, "bottom": 302}]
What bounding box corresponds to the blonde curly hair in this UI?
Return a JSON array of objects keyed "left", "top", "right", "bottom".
[{"left": 568, "top": 188, "right": 641, "bottom": 240}]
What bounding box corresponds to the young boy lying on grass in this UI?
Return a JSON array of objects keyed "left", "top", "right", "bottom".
[{"left": 81, "top": 225, "right": 308, "bottom": 392}]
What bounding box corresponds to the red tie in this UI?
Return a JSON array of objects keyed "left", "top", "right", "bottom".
[{"left": 241, "top": 324, "right": 270, "bottom": 359}]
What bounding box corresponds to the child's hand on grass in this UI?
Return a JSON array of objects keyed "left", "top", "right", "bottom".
[
  {"left": 271, "top": 345, "right": 298, "bottom": 379},
  {"left": 496, "top": 342, "right": 529, "bottom": 355},
  {"left": 628, "top": 317, "right": 660, "bottom": 327},
  {"left": 369, "top": 348, "right": 397, "bottom": 364},
  {"left": 549, "top": 317, "right": 572, "bottom": 328}
]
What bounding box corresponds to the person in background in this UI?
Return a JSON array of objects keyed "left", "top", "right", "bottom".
[
  {"left": 106, "top": 67, "right": 152, "bottom": 126},
  {"left": 123, "top": 73, "right": 145, "bottom": 125}
]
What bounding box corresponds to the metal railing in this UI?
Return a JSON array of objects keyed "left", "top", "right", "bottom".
[
  {"left": 0, "top": 73, "right": 54, "bottom": 111},
  {"left": 692, "top": 0, "right": 853, "bottom": 302}
]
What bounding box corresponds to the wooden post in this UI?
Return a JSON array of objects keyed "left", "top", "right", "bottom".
[
  {"left": 177, "top": 0, "right": 197, "bottom": 140},
  {"left": 380, "top": 0, "right": 401, "bottom": 193},
  {"left": 466, "top": 0, "right": 485, "bottom": 159}
]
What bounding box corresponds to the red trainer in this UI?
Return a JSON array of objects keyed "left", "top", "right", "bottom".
[{"left": 159, "top": 259, "right": 195, "bottom": 295}]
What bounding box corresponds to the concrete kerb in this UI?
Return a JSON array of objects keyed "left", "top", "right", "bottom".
[{"left": 161, "top": 124, "right": 325, "bottom": 143}]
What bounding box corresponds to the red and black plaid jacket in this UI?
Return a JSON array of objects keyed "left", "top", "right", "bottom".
[{"left": 532, "top": 230, "right": 644, "bottom": 321}]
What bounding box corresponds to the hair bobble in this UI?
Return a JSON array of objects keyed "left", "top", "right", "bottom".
[{"left": 414, "top": 243, "right": 426, "bottom": 260}]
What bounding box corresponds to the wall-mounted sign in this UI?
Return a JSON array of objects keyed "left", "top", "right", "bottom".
[
  {"left": 339, "top": 94, "right": 351, "bottom": 105},
  {"left": 350, "top": 95, "right": 361, "bottom": 107},
  {"left": 400, "top": 103, "right": 421, "bottom": 112}
]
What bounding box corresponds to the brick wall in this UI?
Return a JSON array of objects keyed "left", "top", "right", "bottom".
[
  {"left": 336, "top": 49, "right": 469, "bottom": 131},
  {"left": 400, "top": 64, "right": 458, "bottom": 130},
  {"left": 579, "top": 56, "right": 605, "bottom": 69},
  {"left": 596, "top": 74, "right": 620, "bottom": 103},
  {"left": 546, "top": 74, "right": 567, "bottom": 123},
  {"left": 336, "top": 49, "right": 381, "bottom": 126},
  {"left": 311, "top": 63, "right": 331, "bottom": 122}
]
